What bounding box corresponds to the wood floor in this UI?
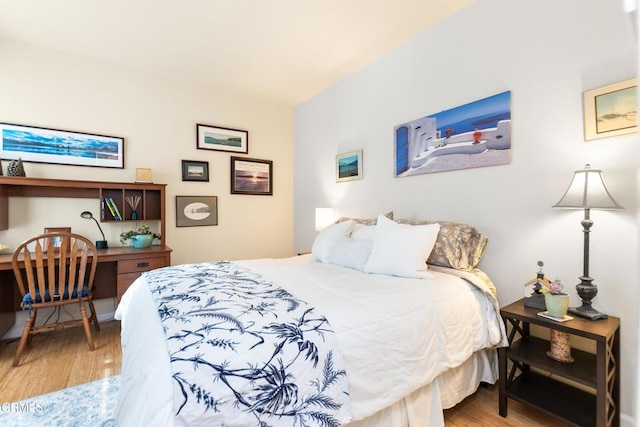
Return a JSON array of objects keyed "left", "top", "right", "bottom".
[
  {"left": 0, "top": 321, "right": 566, "bottom": 426},
  {"left": 0, "top": 320, "right": 122, "bottom": 402},
  {"left": 443, "top": 385, "right": 567, "bottom": 426}
]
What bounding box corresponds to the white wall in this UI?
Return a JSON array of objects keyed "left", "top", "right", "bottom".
[
  {"left": 294, "top": 0, "right": 639, "bottom": 424},
  {"left": 0, "top": 38, "right": 294, "bottom": 261},
  {"left": 0, "top": 38, "right": 294, "bottom": 332}
]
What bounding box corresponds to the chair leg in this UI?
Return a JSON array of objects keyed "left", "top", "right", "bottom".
[
  {"left": 88, "top": 300, "right": 100, "bottom": 332},
  {"left": 79, "top": 303, "right": 96, "bottom": 351},
  {"left": 13, "top": 315, "right": 34, "bottom": 367},
  {"left": 27, "top": 308, "right": 38, "bottom": 345}
]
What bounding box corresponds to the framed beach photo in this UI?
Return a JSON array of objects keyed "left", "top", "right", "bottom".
[
  {"left": 176, "top": 196, "right": 218, "bottom": 227},
  {"left": 197, "top": 123, "right": 248, "bottom": 154},
  {"left": 0, "top": 122, "right": 124, "bottom": 168},
  {"left": 230, "top": 157, "right": 273, "bottom": 195},
  {"left": 181, "top": 160, "right": 209, "bottom": 182},
  {"left": 583, "top": 78, "right": 637, "bottom": 141},
  {"left": 336, "top": 150, "right": 363, "bottom": 182}
]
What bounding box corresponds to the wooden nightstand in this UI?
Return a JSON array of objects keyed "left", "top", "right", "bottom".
[{"left": 498, "top": 299, "right": 620, "bottom": 427}]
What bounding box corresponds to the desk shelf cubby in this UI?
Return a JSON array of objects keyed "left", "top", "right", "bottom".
[{"left": 0, "top": 176, "right": 167, "bottom": 245}]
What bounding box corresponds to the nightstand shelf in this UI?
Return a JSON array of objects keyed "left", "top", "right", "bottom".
[
  {"left": 507, "top": 371, "right": 595, "bottom": 427},
  {"left": 509, "top": 336, "right": 596, "bottom": 387},
  {"left": 499, "top": 299, "right": 620, "bottom": 427}
]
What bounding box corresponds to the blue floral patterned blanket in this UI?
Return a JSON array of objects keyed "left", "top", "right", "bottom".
[{"left": 144, "top": 261, "right": 351, "bottom": 426}]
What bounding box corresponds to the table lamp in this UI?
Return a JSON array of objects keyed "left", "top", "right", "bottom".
[
  {"left": 552, "top": 164, "right": 622, "bottom": 320},
  {"left": 80, "top": 211, "right": 108, "bottom": 249},
  {"left": 315, "top": 208, "right": 335, "bottom": 231}
]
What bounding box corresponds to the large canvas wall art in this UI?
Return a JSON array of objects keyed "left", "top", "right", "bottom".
[{"left": 394, "top": 91, "right": 511, "bottom": 177}]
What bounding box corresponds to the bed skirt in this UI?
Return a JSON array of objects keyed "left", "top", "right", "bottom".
[{"left": 346, "top": 348, "right": 497, "bottom": 427}]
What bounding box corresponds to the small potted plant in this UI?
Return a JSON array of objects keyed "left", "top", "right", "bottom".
[
  {"left": 119, "top": 224, "right": 161, "bottom": 249},
  {"left": 539, "top": 278, "right": 568, "bottom": 319}
]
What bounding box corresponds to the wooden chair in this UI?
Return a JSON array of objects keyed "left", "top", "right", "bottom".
[{"left": 11, "top": 232, "right": 99, "bottom": 367}]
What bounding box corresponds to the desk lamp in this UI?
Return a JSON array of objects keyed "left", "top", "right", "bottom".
[
  {"left": 552, "top": 164, "right": 622, "bottom": 320},
  {"left": 80, "top": 211, "right": 108, "bottom": 249}
]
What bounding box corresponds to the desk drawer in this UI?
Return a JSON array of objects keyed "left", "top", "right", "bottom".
[
  {"left": 118, "top": 256, "right": 167, "bottom": 274},
  {"left": 116, "top": 255, "right": 169, "bottom": 302},
  {"left": 117, "top": 272, "right": 144, "bottom": 301}
]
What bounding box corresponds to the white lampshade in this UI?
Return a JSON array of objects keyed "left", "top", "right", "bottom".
[
  {"left": 315, "top": 208, "right": 335, "bottom": 231},
  {"left": 553, "top": 164, "right": 623, "bottom": 210}
]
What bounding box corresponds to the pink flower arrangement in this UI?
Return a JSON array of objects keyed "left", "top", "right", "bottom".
[{"left": 539, "top": 279, "right": 564, "bottom": 295}]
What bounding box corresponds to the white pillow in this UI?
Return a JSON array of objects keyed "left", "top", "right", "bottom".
[
  {"left": 327, "top": 236, "right": 374, "bottom": 271},
  {"left": 350, "top": 223, "right": 376, "bottom": 240},
  {"left": 364, "top": 215, "right": 440, "bottom": 278},
  {"left": 311, "top": 220, "right": 354, "bottom": 263}
]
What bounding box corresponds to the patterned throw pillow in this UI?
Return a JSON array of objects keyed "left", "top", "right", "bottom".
[
  {"left": 396, "top": 219, "right": 488, "bottom": 270},
  {"left": 336, "top": 211, "right": 393, "bottom": 225}
]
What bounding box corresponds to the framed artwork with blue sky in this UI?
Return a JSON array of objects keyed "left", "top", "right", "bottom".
[
  {"left": 394, "top": 91, "right": 511, "bottom": 176},
  {"left": 0, "top": 122, "right": 124, "bottom": 168},
  {"left": 197, "top": 123, "right": 248, "bottom": 154}
]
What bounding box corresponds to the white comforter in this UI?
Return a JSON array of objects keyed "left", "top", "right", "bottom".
[{"left": 115, "top": 255, "right": 507, "bottom": 426}]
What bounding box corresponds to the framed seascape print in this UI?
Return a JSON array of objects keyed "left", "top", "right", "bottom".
[
  {"left": 197, "top": 123, "right": 248, "bottom": 154},
  {"left": 230, "top": 157, "right": 273, "bottom": 195},
  {"left": 182, "top": 160, "right": 209, "bottom": 182},
  {"left": 583, "top": 78, "right": 638, "bottom": 141},
  {"left": 176, "top": 196, "right": 218, "bottom": 227},
  {"left": 44, "top": 227, "right": 71, "bottom": 252},
  {"left": 0, "top": 122, "right": 124, "bottom": 168},
  {"left": 336, "top": 150, "right": 363, "bottom": 182}
]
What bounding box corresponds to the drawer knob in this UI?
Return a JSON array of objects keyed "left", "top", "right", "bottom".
[{"left": 137, "top": 262, "right": 150, "bottom": 268}]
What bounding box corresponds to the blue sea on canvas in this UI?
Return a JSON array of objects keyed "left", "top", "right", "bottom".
[
  {"left": 427, "top": 91, "right": 511, "bottom": 136},
  {"left": 2, "top": 129, "right": 118, "bottom": 159}
]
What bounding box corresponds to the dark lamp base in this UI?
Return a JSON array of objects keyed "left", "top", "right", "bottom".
[
  {"left": 95, "top": 240, "right": 108, "bottom": 249},
  {"left": 568, "top": 305, "right": 608, "bottom": 320}
]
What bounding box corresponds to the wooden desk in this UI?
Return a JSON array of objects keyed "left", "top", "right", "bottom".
[{"left": 0, "top": 245, "right": 172, "bottom": 338}]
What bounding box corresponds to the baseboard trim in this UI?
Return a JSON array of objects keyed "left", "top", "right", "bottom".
[{"left": 621, "top": 413, "right": 635, "bottom": 427}]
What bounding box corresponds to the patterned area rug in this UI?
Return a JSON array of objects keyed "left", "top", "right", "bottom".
[{"left": 0, "top": 376, "right": 119, "bottom": 426}]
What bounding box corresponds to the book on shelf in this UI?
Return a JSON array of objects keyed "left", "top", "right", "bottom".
[
  {"left": 110, "top": 198, "right": 123, "bottom": 220},
  {"left": 104, "top": 197, "right": 122, "bottom": 220},
  {"left": 103, "top": 197, "right": 116, "bottom": 219}
]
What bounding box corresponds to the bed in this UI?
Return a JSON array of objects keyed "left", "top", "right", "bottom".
[{"left": 115, "top": 214, "right": 508, "bottom": 426}]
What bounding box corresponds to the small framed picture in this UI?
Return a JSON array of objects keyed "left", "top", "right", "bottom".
[
  {"left": 197, "top": 123, "right": 248, "bottom": 154},
  {"left": 176, "top": 196, "right": 218, "bottom": 227},
  {"left": 336, "top": 150, "right": 363, "bottom": 182},
  {"left": 583, "top": 78, "right": 637, "bottom": 141},
  {"left": 44, "top": 227, "right": 71, "bottom": 251},
  {"left": 230, "top": 157, "right": 273, "bottom": 195},
  {"left": 135, "top": 168, "right": 153, "bottom": 183},
  {"left": 182, "top": 160, "right": 209, "bottom": 182}
]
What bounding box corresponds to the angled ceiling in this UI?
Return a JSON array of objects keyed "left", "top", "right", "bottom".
[{"left": 0, "top": 0, "right": 474, "bottom": 106}]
